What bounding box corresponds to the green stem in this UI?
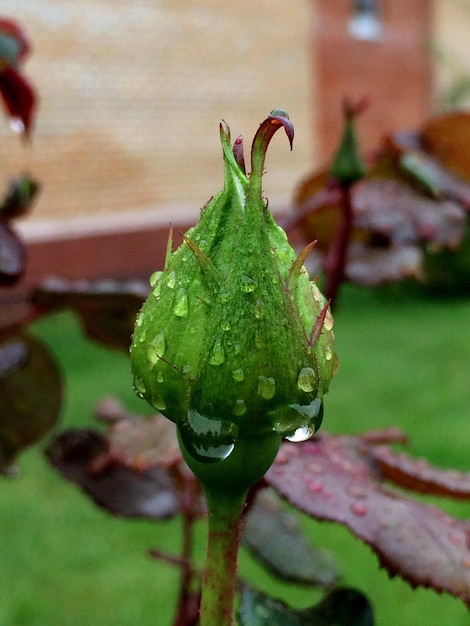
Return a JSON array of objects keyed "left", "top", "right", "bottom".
[{"left": 199, "top": 487, "right": 247, "bottom": 626}]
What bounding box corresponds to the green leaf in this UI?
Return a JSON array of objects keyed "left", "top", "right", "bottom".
[{"left": 237, "top": 584, "right": 374, "bottom": 626}]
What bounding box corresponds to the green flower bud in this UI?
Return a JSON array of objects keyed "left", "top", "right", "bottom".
[{"left": 130, "top": 111, "right": 337, "bottom": 485}]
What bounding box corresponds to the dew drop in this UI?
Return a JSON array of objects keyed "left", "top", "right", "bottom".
[
  {"left": 173, "top": 288, "right": 189, "bottom": 317},
  {"left": 462, "top": 557, "right": 470, "bottom": 570},
  {"left": 151, "top": 396, "right": 166, "bottom": 411},
  {"left": 324, "top": 345, "right": 333, "bottom": 361},
  {"left": 221, "top": 320, "right": 231, "bottom": 331},
  {"left": 257, "top": 376, "right": 276, "bottom": 400},
  {"left": 350, "top": 501, "right": 368, "bottom": 517},
  {"left": 297, "top": 367, "right": 316, "bottom": 393},
  {"left": 149, "top": 270, "right": 163, "bottom": 288},
  {"left": 147, "top": 332, "right": 166, "bottom": 366},
  {"left": 231, "top": 368, "right": 244, "bottom": 382},
  {"left": 286, "top": 425, "right": 314, "bottom": 442},
  {"left": 133, "top": 376, "right": 146, "bottom": 399},
  {"left": 209, "top": 338, "right": 225, "bottom": 365},
  {"left": 167, "top": 271, "right": 177, "bottom": 289},
  {"left": 254, "top": 299, "right": 264, "bottom": 320},
  {"left": 179, "top": 409, "right": 239, "bottom": 464},
  {"left": 156, "top": 371, "right": 164, "bottom": 383},
  {"left": 324, "top": 310, "right": 334, "bottom": 332},
  {"left": 9, "top": 117, "right": 25, "bottom": 134},
  {"left": 306, "top": 478, "right": 323, "bottom": 493},
  {"left": 233, "top": 399, "right": 246, "bottom": 416},
  {"left": 240, "top": 275, "right": 257, "bottom": 293}
]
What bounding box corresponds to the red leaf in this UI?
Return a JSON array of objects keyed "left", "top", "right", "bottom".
[
  {"left": 0, "top": 19, "right": 31, "bottom": 64},
  {"left": 266, "top": 432, "right": 470, "bottom": 604},
  {"left": 373, "top": 446, "right": 470, "bottom": 500},
  {"left": 0, "top": 66, "right": 37, "bottom": 138}
]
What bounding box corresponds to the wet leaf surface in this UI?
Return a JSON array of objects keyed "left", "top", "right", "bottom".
[
  {"left": 95, "top": 397, "right": 182, "bottom": 470},
  {"left": 237, "top": 584, "right": 374, "bottom": 626},
  {"left": 243, "top": 490, "right": 340, "bottom": 588},
  {"left": 0, "top": 221, "right": 26, "bottom": 285},
  {"left": 0, "top": 331, "right": 62, "bottom": 471},
  {"left": 33, "top": 278, "right": 148, "bottom": 351},
  {"left": 46, "top": 401, "right": 205, "bottom": 520},
  {"left": 266, "top": 432, "right": 470, "bottom": 604},
  {"left": 46, "top": 428, "right": 182, "bottom": 520},
  {"left": 373, "top": 446, "right": 470, "bottom": 499}
]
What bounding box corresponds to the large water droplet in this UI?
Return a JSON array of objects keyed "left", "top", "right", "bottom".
[
  {"left": 257, "top": 376, "right": 276, "bottom": 399},
  {"left": 324, "top": 346, "right": 333, "bottom": 361},
  {"left": 231, "top": 368, "right": 244, "bottom": 382},
  {"left": 297, "top": 367, "right": 316, "bottom": 392},
  {"left": 285, "top": 425, "right": 314, "bottom": 442},
  {"left": 147, "top": 332, "right": 166, "bottom": 366},
  {"left": 271, "top": 399, "right": 323, "bottom": 438},
  {"left": 156, "top": 371, "right": 164, "bottom": 383},
  {"left": 173, "top": 288, "right": 189, "bottom": 317},
  {"left": 209, "top": 338, "right": 225, "bottom": 365},
  {"left": 240, "top": 275, "right": 257, "bottom": 293},
  {"left": 179, "top": 410, "right": 239, "bottom": 463}
]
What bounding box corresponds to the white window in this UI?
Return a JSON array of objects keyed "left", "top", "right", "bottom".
[{"left": 349, "top": 0, "right": 382, "bottom": 41}]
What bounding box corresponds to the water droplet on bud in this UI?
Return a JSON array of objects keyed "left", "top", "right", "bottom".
[
  {"left": 147, "top": 332, "right": 166, "bottom": 366},
  {"left": 285, "top": 425, "right": 314, "bottom": 442},
  {"left": 151, "top": 396, "right": 166, "bottom": 411},
  {"left": 173, "top": 288, "right": 189, "bottom": 317},
  {"left": 149, "top": 271, "right": 163, "bottom": 288},
  {"left": 240, "top": 275, "right": 257, "bottom": 293},
  {"left": 233, "top": 399, "right": 246, "bottom": 416},
  {"left": 297, "top": 367, "right": 316, "bottom": 392},
  {"left": 179, "top": 410, "right": 239, "bottom": 463},
  {"left": 209, "top": 337, "right": 225, "bottom": 365},
  {"left": 231, "top": 368, "right": 244, "bottom": 382},
  {"left": 167, "top": 271, "right": 177, "bottom": 289},
  {"left": 257, "top": 376, "right": 276, "bottom": 399}
]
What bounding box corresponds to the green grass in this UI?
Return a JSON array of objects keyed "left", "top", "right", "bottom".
[{"left": 1, "top": 285, "right": 470, "bottom": 625}]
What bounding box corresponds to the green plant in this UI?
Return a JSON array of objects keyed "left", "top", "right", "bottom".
[{"left": 3, "top": 16, "right": 470, "bottom": 626}]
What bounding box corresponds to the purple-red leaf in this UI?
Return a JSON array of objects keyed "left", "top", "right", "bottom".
[
  {"left": 46, "top": 428, "right": 182, "bottom": 520},
  {"left": 46, "top": 401, "right": 205, "bottom": 520},
  {"left": 0, "top": 332, "right": 62, "bottom": 471},
  {"left": 95, "top": 397, "right": 182, "bottom": 471},
  {"left": 373, "top": 446, "right": 470, "bottom": 500},
  {"left": 33, "top": 278, "right": 148, "bottom": 351},
  {"left": 0, "top": 220, "right": 26, "bottom": 285},
  {"left": 237, "top": 584, "right": 374, "bottom": 626},
  {"left": 0, "top": 66, "right": 36, "bottom": 138},
  {"left": 266, "top": 432, "right": 470, "bottom": 604},
  {"left": 243, "top": 489, "right": 340, "bottom": 588}
]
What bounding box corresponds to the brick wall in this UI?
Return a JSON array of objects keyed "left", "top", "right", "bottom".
[
  {"left": 0, "top": 0, "right": 315, "bottom": 229},
  {"left": 313, "top": 0, "right": 434, "bottom": 160}
]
